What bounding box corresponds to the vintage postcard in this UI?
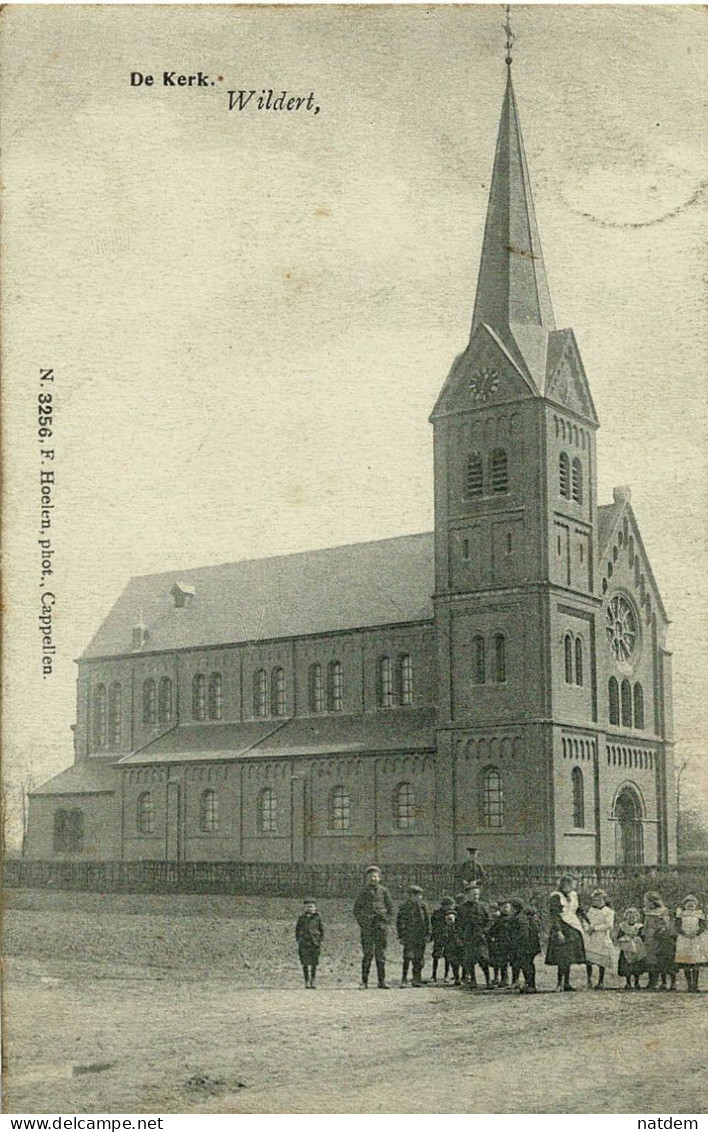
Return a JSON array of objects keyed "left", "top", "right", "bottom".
[{"left": 2, "top": 3, "right": 706, "bottom": 1118}]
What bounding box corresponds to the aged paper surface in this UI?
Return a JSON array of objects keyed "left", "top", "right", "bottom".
[{"left": 2, "top": 3, "right": 706, "bottom": 1116}]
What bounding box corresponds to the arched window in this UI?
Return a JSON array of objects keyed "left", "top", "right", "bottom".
[
  {"left": 108, "top": 683, "right": 122, "bottom": 747},
  {"left": 493, "top": 634, "right": 506, "bottom": 683},
  {"left": 575, "top": 638, "right": 584, "bottom": 686},
  {"left": 466, "top": 452, "right": 483, "bottom": 498},
  {"left": 53, "top": 809, "right": 84, "bottom": 853},
  {"left": 399, "top": 654, "right": 414, "bottom": 705},
  {"left": 199, "top": 789, "right": 219, "bottom": 833},
  {"left": 472, "top": 635, "right": 486, "bottom": 685},
  {"left": 271, "top": 667, "right": 286, "bottom": 717},
  {"left": 621, "top": 679, "right": 633, "bottom": 728},
  {"left": 253, "top": 669, "right": 267, "bottom": 717},
  {"left": 93, "top": 684, "right": 107, "bottom": 748},
  {"left": 490, "top": 449, "right": 508, "bottom": 493},
  {"left": 559, "top": 452, "right": 570, "bottom": 498},
  {"left": 481, "top": 767, "right": 504, "bottom": 828},
  {"left": 564, "top": 635, "right": 573, "bottom": 684},
  {"left": 572, "top": 458, "right": 583, "bottom": 504},
  {"left": 192, "top": 673, "right": 206, "bottom": 721},
  {"left": 158, "top": 677, "right": 172, "bottom": 724},
  {"left": 143, "top": 679, "right": 156, "bottom": 725},
  {"left": 208, "top": 673, "right": 223, "bottom": 720},
  {"left": 572, "top": 766, "right": 584, "bottom": 828},
  {"left": 394, "top": 782, "right": 416, "bottom": 829},
  {"left": 327, "top": 661, "right": 343, "bottom": 712},
  {"left": 309, "top": 664, "right": 324, "bottom": 714},
  {"left": 329, "top": 785, "right": 350, "bottom": 831},
  {"left": 633, "top": 683, "right": 644, "bottom": 730},
  {"left": 608, "top": 677, "right": 620, "bottom": 726},
  {"left": 258, "top": 788, "right": 277, "bottom": 834},
  {"left": 137, "top": 792, "right": 155, "bottom": 835},
  {"left": 377, "top": 657, "right": 393, "bottom": 708}
]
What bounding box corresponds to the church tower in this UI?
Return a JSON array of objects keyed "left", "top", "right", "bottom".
[{"left": 431, "top": 48, "right": 630, "bottom": 866}]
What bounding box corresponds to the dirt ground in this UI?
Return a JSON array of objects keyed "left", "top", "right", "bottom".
[{"left": 3, "top": 890, "right": 707, "bottom": 1114}]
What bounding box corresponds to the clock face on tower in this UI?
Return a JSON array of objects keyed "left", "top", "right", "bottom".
[
  {"left": 469, "top": 367, "right": 500, "bottom": 403},
  {"left": 605, "top": 595, "right": 638, "bottom": 662}
]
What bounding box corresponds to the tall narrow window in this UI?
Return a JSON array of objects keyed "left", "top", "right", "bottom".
[
  {"left": 399, "top": 654, "right": 414, "bottom": 706},
  {"left": 481, "top": 767, "right": 504, "bottom": 828},
  {"left": 621, "top": 679, "right": 633, "bottom": 728},
  {"left": 377, "top": 657, "right": 393, "bottom": 708},
  {"left": 143, "top": 679, "right": 156, "bottom": 725},
  {"left": 93, "top": 684, "right": 107, "bottom": 748},
  {"left": 472, "top": 635, "right": 485, "bottom": 685},
  {"left": 137, "top": 792, "right": 155, "bottom": 835},
  {"left": 394, "top": 782, "right": 416, "bottom": 829},
  {"left": 559, "top": 452, "right": 570, "bottom": 498},
  {"left": 271, "top": 667, "right": 286, "bottom": 717},
  {"left": 493, "top": 634, "right": 506, "bottom": 684},
  {"left": 575, "top": 638, "right": 584, "bottom": 686},
  {"left": 158, "top": 677, "right": 173, "bottom": 724},
  {"left": 609, "top": 677, "right": 620, "bottom": 725},
  {"left": 466, "top": 453, "right": 483, "bottom": 498},
  {"left": 633, "top": 683, "right": 644, "bottom": 730},
  {"left": 572, "top": 458, "right": 583, "bottom": 504},
  {"left": 308, "top": 664, "right": 324, "bottom": 714},
  {"left": 490, "top": 449, "right": 508, "bottom": 493},
  {"left": 327, "top": 660, "right": 343, "bottom": 712},
  {"left": 564, "top": 634, "right": 573, "bottom": 684},
  {"left": 253, "top": 669, "right": 267, "bottom": 718},
  {"left": 199, "top": 789, "right": 219, "bottom": 833},
  {"left": 572, "top": 767, "right": 585, "bottom": 828},
  {"left": 329, "top": 785, "right": 350, "bottom": 831},
  {"left": 208, "top": 673, "right": 223, "bottom": 720},
  {"left": 258, "top": 788, "right": 277, "bottom": 834},
  {"left": 192, "top": 673, "right": 206, "bottom": 721},
  {"left": 108, "top": 683, "right": 122, "bottom": 747}
]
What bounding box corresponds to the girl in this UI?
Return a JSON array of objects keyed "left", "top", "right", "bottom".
[
  {"left": 643, "top": 891, "right": 676, "bottom": 991},
  {"left": 584, "top": 889, "right": 615, "bottom": 990},
  {"left": 616, "top": 906, "right": 647, "bottom": 990},
  {"left": 674, "top": 895, "right": 707, "bottom": 993},
  {"left": 545, "top": 875, "right": 588, "bottom": 991}
]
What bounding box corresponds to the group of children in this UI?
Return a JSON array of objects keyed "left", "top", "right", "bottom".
[{"left": 295, "top": 882, "right": 707, "bottom": 993}]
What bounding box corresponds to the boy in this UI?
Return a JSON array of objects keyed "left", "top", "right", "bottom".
[
  {"left": 431, "top": 896, "right": 454, "bottom": 982},
  {"left": 353, "top": 865, "right": 394, "bottom": 989},
  {"left": 295, "top": 897, "right": 324, "bottom": 988},
  {"left": 507, "top": 898, "right": 541, "bottom": 992},
  {"left": 396, "top": 884, "right": 431, "bottom": 987}
]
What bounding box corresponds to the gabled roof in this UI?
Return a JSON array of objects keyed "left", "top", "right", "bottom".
[
  {"left": 81, "top": 532, "right": 435, "bottom": 660},
  {"left": 597, "top": 492, "right": 669, "bottom": 622},
  {"left": 30, "top": 760, "right": 118, "bottom": 796},
  {"left": 118, "top": 710, "right": 437, "bottom": 766}
]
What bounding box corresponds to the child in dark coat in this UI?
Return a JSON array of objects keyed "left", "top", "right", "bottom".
[
  {"left": 507, "top": 899, "right": 541, "bottom": 992},
  {"left": 397, "top": 884, "right": 431, "bottom": 987},
  {"left": 295, "top": 897, "right": 324, "bottom": 988},
  {"left": 442, "top": 906, "right": 465, "bottom": 985},
  {"left": 431, "top": 897, "right": 454, "bottom": 983}
]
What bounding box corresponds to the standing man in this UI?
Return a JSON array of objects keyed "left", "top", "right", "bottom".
[
  {"left": 396, "top": 884, "right": 431, "bottom": 987},
  {"left": 353, "top": 865, "right": 394, "bottom": 989},
  {"left": 459, "top": 846, "right": 487, "bottom": 890}
]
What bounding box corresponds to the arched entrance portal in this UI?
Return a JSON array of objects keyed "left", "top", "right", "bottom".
[{"left": 614, "top": 788, "right": 644, "bottom": 864}]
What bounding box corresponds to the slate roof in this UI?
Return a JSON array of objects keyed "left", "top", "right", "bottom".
[
  {"left": 597, "top": 503, "right": 621, "bottom": 558},
  {"left": 82, "top": 532, "right": 435, "bottom": 660},
  {"left": 119, "top": 710, "right": 437, "bottom": 766},
  {"left": 31, "top": 760, "right": 118, "bottom": 796}
]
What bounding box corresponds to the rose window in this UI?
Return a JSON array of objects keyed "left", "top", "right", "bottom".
[{"left": 605, "top": 595, "right": 637, "bottom": 662}]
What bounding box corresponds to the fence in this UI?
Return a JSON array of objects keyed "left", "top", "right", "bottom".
[{"left": 5, "top": 858, "right": 707, "bottom": 908}]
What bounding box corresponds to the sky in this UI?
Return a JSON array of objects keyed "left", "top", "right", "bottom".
[{"left": 2, "top": 4, "right": 706, "bottom": 840}]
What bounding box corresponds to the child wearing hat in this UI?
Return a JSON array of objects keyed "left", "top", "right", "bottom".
[
  {"left": 295, "top": 897, "right": 324, "bottom": 989},
  {"left": 442, "top": 903, "right": 464, "bottom": 985},
  {"left": 396, "top": 884, "right": 431, "bottom": 987},
  {"left": 674, "top": 895, "right": 707, "bottom": 993},
  {"left": 430, "top": 896, "right": 454, "bottom": 983},
  {"left": 353, "top": 865, "right": 394, "bottom": 989},
  {"left": 507, "top": 898, "right": 542, "bottom": 993}
]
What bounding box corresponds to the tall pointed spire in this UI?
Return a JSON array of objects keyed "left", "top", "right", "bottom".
[{"left": 471, "top": 61, "right": 555, "bottom": 336}]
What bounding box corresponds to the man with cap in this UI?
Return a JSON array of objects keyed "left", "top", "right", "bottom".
[
  {"left": 396, "top": 884, "right": 431, "bottom": 987},
  {"left": 459, "top": 846, "right": 487, "bottom": 889},
  {"left": 353, "top": 865, "right": 394, "bottom": 989}
]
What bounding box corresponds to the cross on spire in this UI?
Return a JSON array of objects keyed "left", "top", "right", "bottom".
[{"left": 503, "top": 5, "right": 515, "bottom": 67}]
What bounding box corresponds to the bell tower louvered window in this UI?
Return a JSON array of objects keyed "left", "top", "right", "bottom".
[{"left": 466, "top": 453, "right": 483, "bottom": 498}]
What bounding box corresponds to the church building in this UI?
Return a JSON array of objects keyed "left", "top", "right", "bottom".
[{"left": 27, "top": 59, "right": 677, "bottom": 868}]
